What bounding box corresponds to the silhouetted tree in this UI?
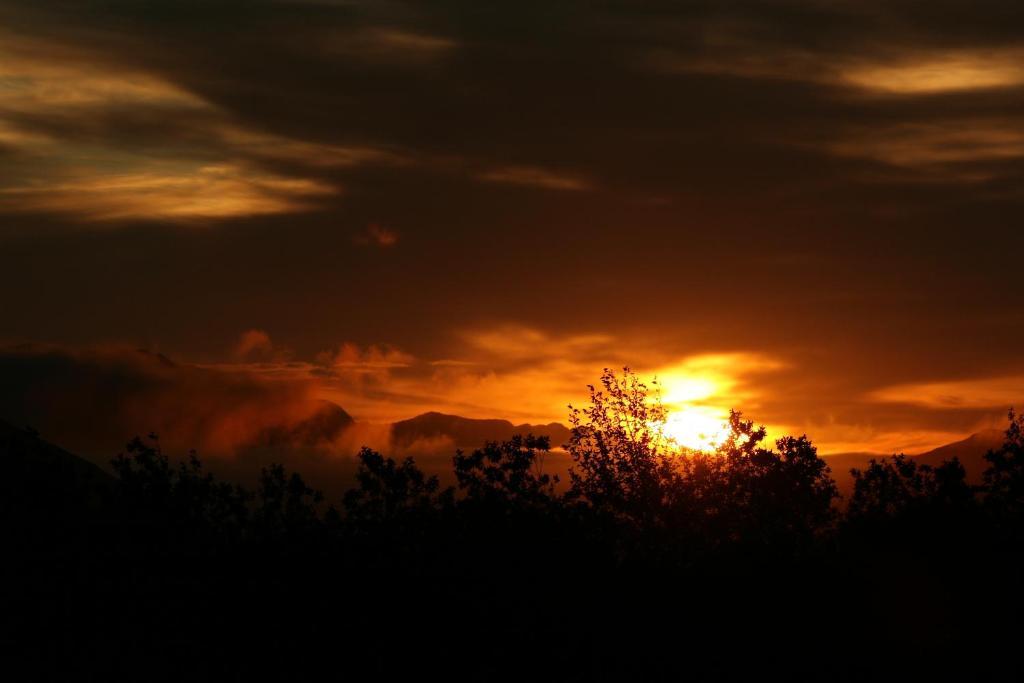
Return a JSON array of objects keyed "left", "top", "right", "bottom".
[
  {"left": 453, "top": 434, "right": 558, "bottom": 510},
  {"left": 675, "top": 412, "right": 838, "bottom": 547},
  {"left": 14, "top": 384, "right": 1024, "bottom": 681},
  {"left": 984, "top": 409, "right": 1024, "bottom": 527},
  {"left": 343, "top": 447, "right": 449, "bottom": 526},
  {"left": 253, "top": 462, "right": 323, "bottom": 539},
  {"left": 847, "top": 454, "right": 973, "bottom": 526},
  {"left": 111, "top": 434, "right": 250, "bottom": 545},
  {"left": 566, "top": 368, "right": 677, "bottom": 527}
]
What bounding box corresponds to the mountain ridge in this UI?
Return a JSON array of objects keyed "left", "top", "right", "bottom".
[{"left": 390, "top": 411, "right": 572, "bottom": 450}]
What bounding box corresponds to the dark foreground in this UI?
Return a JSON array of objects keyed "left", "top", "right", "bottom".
[{"left": 4, "top": 380, "right": 1024, "bottom": 681}]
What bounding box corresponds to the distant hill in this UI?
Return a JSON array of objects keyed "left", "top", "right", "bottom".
[
  {"left": 391, "top": 412, "right": 572, "bottom": 451},
  {"left": 820, "top": 452, "right": 879, "bottom": 500},
  {"left": 823, "top": 428, "right": 1008, "bottom": 500},
  {"left": 256, "top": 399, "right": 354, "bottom": 448},
  {"left": 0, "top": 418, "right": 115, "bottom": 523},
  {"left": 914, "top": 428, "right": 1004, "bottom": 482}
]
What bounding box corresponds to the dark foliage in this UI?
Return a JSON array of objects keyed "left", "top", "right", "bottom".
[
  {"left": 3, "top": 371, "right": 1024, "bottom": 681},
  {"left": 848, "top": 454, "right": 975, "bottom": 524},
  {"left": 984, "top": 409, "right": 1024, "bottom": 527},
  {"left": 343, "top": 446, "right": 449, "bottom": 526},
  {"left": 453, "top": 434, "right": 558, "bottom": 510}
]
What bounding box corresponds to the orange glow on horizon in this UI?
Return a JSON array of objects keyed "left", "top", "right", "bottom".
[
  {"left": 653, "top": 366, "right": 732, "bottom": 451},
  {"left": 661, "top": 406, "right": 729, "bottom": 451}
]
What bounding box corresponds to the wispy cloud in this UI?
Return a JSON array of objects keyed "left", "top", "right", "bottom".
[
  {"left": 220, "top": 326, "right": 791, "bottom": 443},
  {"left": 0, "top": 163, "right": 335, "bottom": 221},
  {"left": 869, "top": 374, "right": 1024, "bottom": 410},
  {"left": 653, "top": 39, "right": 1024, "bottom": 96},
  {"left": 479, "top": 165, "right": 592, "bottom": 191},
  {"left": 0, "top": 33, "right": 406, "bottom": 222},
  {"left": 827, "top": 121, "right": 1024, "bottom": 168},
  {"left": 839, "top": 50, "right": 1024, "bottom": 94},
  {"left": 313, "top": 25, "right": 457, "bottom": 64}
]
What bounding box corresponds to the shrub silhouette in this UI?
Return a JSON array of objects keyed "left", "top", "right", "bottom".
[
  {"left": 984, "top": 409, "right": 1024, "bottom": 528},
  {"left": 111, "top": 433, "right": 250, "bottom": 546},
  {"left": 10, "top": 373, "right": 1024, "bottom": 681},
  {"left": 343, "top": 446, "right": 449, "bottom": 526},
  {"left": 678, "top": 417, "right": 838, "bottom": 547},
  {"left": 566, "top": 368, "right": 677, "bottom": 527},
  {"left": 848, "top": 454, "right": 973, "bottom": 524},
  {"left": 253, "top": 462, "right": 323, "bottom": 539},
  {"left": 453, "top": 434, "right": 558, "bottom": 510},
  {"left": 566, "top": 369, "right": 837, "bottom": 547}
]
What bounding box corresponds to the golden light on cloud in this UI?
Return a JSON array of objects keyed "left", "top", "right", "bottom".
[
  {"left": 841, "top": 51, "right": 1024, "bottom": 94},
  {"left": 804, "top": 423, "right": 971, "bottom": 457},
  {"left": 0, "top": 33, "right": 404, "bottom": 222},
  {"left": 656, "top": 42, "right": 1024, "bottom": 98},
  {"left": 0, "top": 36, "right": 207, "bottom": 110},
  {"left": 216, "top": 126, "right": 407, "bottom": 169},
  {"left": 0, "top": 163, "right": 335, "bottom": 221},
  {"left": 220, "top": 326, "right": 795, "bottom": 453},
  {"left": 870, "top": 374, "right": 1024, "bottom": 409},
  {"left": 829, "top": 122, "right": 1024, "bottom": 169}
]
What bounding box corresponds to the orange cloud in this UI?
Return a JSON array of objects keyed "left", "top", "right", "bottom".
[
  {"left": 298, "top": 327, "right": 790, "bottom": 439},
  {"left": 869, "top": 374, "right": 1024, "bottom": 410},
  {"left": 654, "top": 41, "right": 1024, "bottom": 96},
  {"left": 234, "top": 329, "right": 276, "bottom": 360},
  {"left": 317, "top": 343, "right": 415, "bottom": 374},
  {"left": 0, "top": 345, "right": 345, "bottom": 460},
  {"left": 354, "top": 224, "right": 399, "bottom": 247},
  {"left": 0, "top": 163, "right": 336, "bottom": 221},
  {"left": 840, "top": 50, "right": 1024, "bottom": 94},
  {"left": 0, "top": 32, "right": 410, "bottom": 223}
]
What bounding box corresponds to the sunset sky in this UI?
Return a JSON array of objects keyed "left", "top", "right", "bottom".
[{"left": 2, "top": 1, "right": 1023, "bottom": 457}]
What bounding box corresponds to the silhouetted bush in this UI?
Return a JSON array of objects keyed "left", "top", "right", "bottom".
[
  {"left": 848, "top": 454, "right": 974, "bottom": 525},
  {"left": 566, "top": 368, "right": 676, "bottom": 528},
  {"left": 343, "top": 446, "right": 449, "bottom": 526},
  {"left": 7, "top": 373, "right": 1024, "bottom": 681},
  {"left": 111, "top": 434, "right": 251, "bottom": 549},
  {"left": 454, "top": 434, "right": 558, "bottom": 511},
  {"left": 984, "top": 409, "right": 1024, "bottom": 532}
]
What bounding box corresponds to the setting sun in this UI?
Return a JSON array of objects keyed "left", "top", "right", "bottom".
[
  {"left": 662, "top": 406, "right": 729, "bottom": 451},
  {"left": 651, "top": 361, "right": 736, "bottom": 451}
]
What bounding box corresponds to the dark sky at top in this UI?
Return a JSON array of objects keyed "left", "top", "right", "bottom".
[{"left": 1, "top": 0, "right": 1022, "bottom": 455}]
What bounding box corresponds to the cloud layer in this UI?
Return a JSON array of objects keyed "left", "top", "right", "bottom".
[{"left": 1, "top": 1, "right": 1022, "bottom": 458}]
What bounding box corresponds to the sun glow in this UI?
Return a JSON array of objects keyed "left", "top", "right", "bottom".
[
  {"left": 662, "top": 406, "right": 729, "bottom": 451},
  {"left": 653, "top": 366, "right": 733, "bottom": 451}
]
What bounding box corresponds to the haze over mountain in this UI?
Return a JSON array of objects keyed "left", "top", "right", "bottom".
[
  {"left": 3, "top": 388, "right": 1008, "bottom": 505},
  {"left": 0, "top": 332, "right": 1011, "bottom": 500},
  {"left": 391, "top": 412, "right": 571, "bottom": 451}
]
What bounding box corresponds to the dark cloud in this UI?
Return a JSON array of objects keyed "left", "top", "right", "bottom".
[{"left": 0, "top": 1, "right": 1022, "bottom": 453}]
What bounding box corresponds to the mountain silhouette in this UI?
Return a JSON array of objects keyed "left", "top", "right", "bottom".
[
  {"left": 820, "top": 452, "right": 879, "bottom": 499},
  {"left": 824, "top": 429, "right": 1006, "bottom": 499},
  {"left": 391, "top": 411, "right": 571, "bottom": 450},
  {"left": 914, "top": 428, "right": 1004, "bottom": 481},
  {"left": 256, "top": 399, "right": 354, "bottom": 448},
  {"left": 0, "top": 418, "right": 114, "bottom": 519}
]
